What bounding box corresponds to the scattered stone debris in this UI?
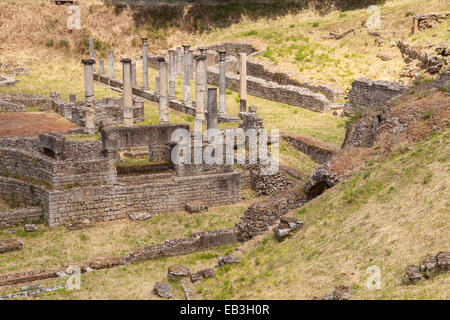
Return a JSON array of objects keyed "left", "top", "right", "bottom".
[
  {"left": 10, "top": 66, "right": 28, "bottom": 76},
  {"left": 318, "top": 285, "right": 350, "bottom": 300},
  {"left": 180, "top": 278, "right": 196, "bottom": 300},
  {"left": 185, "top": 202, "right": 208, "bottom": 214},
  {"left": 0, "top": 285, "right": 67, "bottom": 300},
  {"left": 153, "top": 282, "right": 172, "bottom": 299},
  {"left": 128, "top": 212, "right": 153, "bottom": 221},
  {"left": 404, "top": 265, "right": 424, "bottom": 285},
  {"left": 65, "top": 219, "right": 91, "bottom": 231},
  {"left": 405, "top": 251, "right": 449, "bottom": 285},
  {"left": 273, "top": 216, "right": 303, "bottom": 242},
  {"left": 20, "top": 284, "right": 43, "bottom": 292},
  {"left": 3, "top": 229, "right": 17, "bottom": 234},
  {"left": 420, "top": 251, "right": 449, "bottom": 278},
  {"left": 24, "top": 224, "right": 37, "bottom": 232},
  {"left": 412, "top": 12, "right": 450, "bottom": 34},
  {"left": 218, "top": 254, "right": 240, "bottom": 268},
  {"left": 0, "top": 74, "right": 16, "bottom": 86},
  {"left": 327, "top": 28, "right": 355, "bottom": 40},
  {"left": 377, "top": 53, "right": 392, "bottom": 61},
  {"left": 0, "top": 239, "right": 23, "bottom": 254},
  {"left": 190, "top": 268, "right": 216, "bottom": 283},
  {"left": 167, "top": 265, "right": 191, "bottom": 280}
]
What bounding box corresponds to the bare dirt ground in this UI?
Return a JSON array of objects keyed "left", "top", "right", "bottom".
[{"left": 0, "top": 112, "right": 76, "bottom": 136}]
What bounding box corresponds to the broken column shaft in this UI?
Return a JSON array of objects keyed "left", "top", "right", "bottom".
[
  {"left": 195, "top": 54, "right": 207, "bottom": 126},
  {"left": 142, "top": 38, "right": 149, "bottom": 89},
  {"left": 121, "top": 58, "right": 134, "bottom": 127},
  {"left": 131, "top": 60, "right": 137, "bottom": 86},
  {"left": 182, "top": 45, "right": 190, "bottom": 102},
  {"left": 239, "top": 52, "right": 247, "bottom": 113},
  {"left": 158, "top": 57, "right": 169, "bottom": 124},
  {"left": 108, "top": 50, "right": 114, "bottom": 78},
  {"left": 176, "top": 47, "right": 182, "bottom": 75},
  {"left": 218, "top": 50, "right": 227, "bottom": 115},
  {"left": 99, "top": 60, "right": 105, "bottom": 74},
  {"left": 168, "top": 49, "right": 175, "bottom": 98},
  {"left": 207, "top": 87, "right": 218, "bottom": 131},
  {"left": 81, "top": 58, "right": 96, "bottom": 134}
]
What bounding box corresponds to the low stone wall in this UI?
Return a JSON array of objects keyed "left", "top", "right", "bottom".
[
  {"left": 125, "top": 227, "right": 238, "bottom": 263},
  {"left": 0, "top": 177, "right": 49, "bottom": 217},
  {"left": 0, "top": 75, "right": 16, "bottom": 87},
  {"left": 0, "top": 207, "right": 43, "bottom": 228},
  {"left": 282, "top": 133, "right": 338, "bottom": 163},
  {"left": 0, "top": 93, "right": 51, "bottom": 109},
  {"left": 0, "top": 100, "right": 25, "bottom": 112},
  {"left": 236, "top": 187, "right": 306, "bottom": 241},
  {"left": 344, "top": 78, "right": 410, "bottom": 116},
  {"left": 207, "top": 67, "right": 331, "bottom": 112},
  {"left": 0, "top": 138, "right": 117, "bottom": 189},
  {"left": 412, "top": 12, "right": 450, "bottom": 32},
  {"left": 205, "top": 42, "right": 257, "bottom": 58},
  {"left": 46, "top": 171, "right": 240, "bottom": 226}
]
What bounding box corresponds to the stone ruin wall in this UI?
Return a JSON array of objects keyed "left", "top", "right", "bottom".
[
  {"left": 412, "top": 12, "right": 450, "bottom": 32},
  {"left": 0, "top": 138, "right": 117, "bottom": 189},
  {"left": 281, "top": 134, "right": 338, "bottom": 164},
  {"left": 46, "top": 171, "right": 240, "bottom": 226},
  {"left": 52, "top": 97, "right": 145, "bottom": 130},
  {"left": 207, "top": 66, "right": 331, "bottom": 112},
  {"left": 0, "top": 207, "right": 43, "bottom": 228},
  {"left": 344, "top": 78, "right": 410, "bottom": 116}
]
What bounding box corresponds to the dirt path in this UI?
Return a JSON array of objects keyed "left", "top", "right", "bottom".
[{"left": 0, "top": 112, "right": 77, "bottom": 136}]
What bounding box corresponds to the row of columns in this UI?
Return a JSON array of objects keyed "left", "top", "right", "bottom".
[{"left": 87, "top": 36, "right": 248, "bottom": 131}]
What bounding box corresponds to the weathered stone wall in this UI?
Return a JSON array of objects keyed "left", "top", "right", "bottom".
[
  {"left": 236, "top": 187, "right": 306, "bottom": 241},
  {"left": 344, "top": 78, "right": 410, "bottom": 116},
  {"left": 0, "top": 100, "right": 25, "bottom": 112},
  {"left": 0, "top": 93, "right": 51, "bottom": 109},
  {"left": 0, "top": 207, "right": 43, "bottom": 228},
  {"left": 282, "top": 133, "right": 338, "bottom": 163},
  {"left": 46, "top": 171, "right": 240, "bottom": 226},
  {"left": 207, "top": 67, "right": 331, "bottom": 112},
  {"left": 413, "top": 12, "right": 450, "bottom": 32},
  {"left": 69, "top": 97, "right": 145, "bottom": 130},
  {"left": 0, "top": 177, "right": 49, "bottom": 215},
  {"left": 205, "top": 42, "right": 257, "bottom": 58},
  {"left": 0, "top": 138, "right": 117, "bottom": 189}
]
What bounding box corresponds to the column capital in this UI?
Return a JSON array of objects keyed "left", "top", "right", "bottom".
[
  {"left": 218, "top": 50, "right": 227, "bottom": 60},
  {"left": 194, "top": 54, "right": 206, "bottom": 61},
  {"left": 141, "top": 37, "right": 148, "bottom": 42},
  {"left": 199, "top": 47, "right": 207, "bottom": 55},
  {"left": 168, "top": 49, "right": 174, "bottom": 53},
  {"left": 81, "top": 58, "right": 96, "bottom": 65},
  {"left": 120, "top": 58, "right": 132, "bottom": 64},
  {"left": 182, "top": 44, "right": 190, "bottom": 52},
  {"left": 157, "top": 56, "right": 166, "bottom": 63}
]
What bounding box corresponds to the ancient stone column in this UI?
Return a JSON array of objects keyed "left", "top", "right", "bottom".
[
  {"left": 89, "top": 37, "right": 94, "bottom": 59},
  {"left": 218, "top": 50, "right": 227, "bottom": 115},
  {"left": 182, "top": 45, "right": 190, "bottom": 102},
  {"left": 82, "top": 59, "right": 95, "bottom": 102},
  {"left": 99, "top": 60, "right": 105, "bottom": 74},
  {"left": 155, "top": 76, "right": 160, "bottom": 95},
  {"left": 189, "top": 49, "right": 194, "bottom": 80},
  {"left": 176, "top": 47, "right": 182, "bottom": 75},
  {"left": 131, "top": 60, "right": 137, "bottom": 86},
  {"left": 168, "top": 49, "right": 175, "bottom": 98},
  {"left": 207, "top": 87, "right": 218, "bottom": 131},
  {"left": 121, "top": 58, "right": 134, "bottom": 127},
  {"left": 195, "top": 54, "right": 207, "bottom": 126},
  {"left": 81, "top": 58, "right": 96, "bottom": 133},
  {"left": 158, "top": 57, "right": 169, "bottom": 124},
  {"left": 142, "top": 37, "right": 149, "bottom": 89},
  {"left": 199, "top": 47, "right": 208, "bottom": 111},
  {"left": 239, "top": 52, "right": 247, "bottom": 113},
  {"left": 108, "top": 50, "right": 114, "bottom": 78}
]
